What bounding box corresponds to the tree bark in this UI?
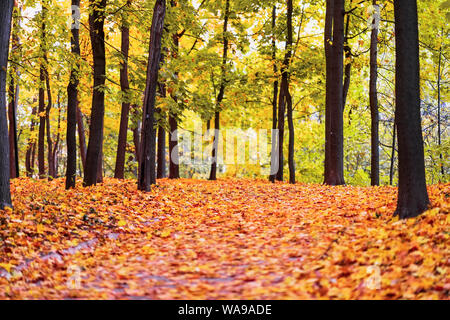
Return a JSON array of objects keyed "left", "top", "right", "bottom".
[
  {"left": 138, "top": 0, "right": 166, "bottom": 191},
  {"left": 114, "top": 0, "right": 131, "bottom": 179},
  {"left": 324, "top": 0, "right": 345, "bottom": 185},
  {"left": 437, "top": 39, "right": 444, "bottom": 178},
  {"left": 389, "top": 121, "right": 396, "bottom": 186},
  {"left": 209, "top": 0, "right": 230, "bottom": 181},
  {"left": 84, "top": 0, "right": 106, "bottom": 187},
  {"left": 76, "top": 106, "right": 86, "bottom": 172},
  {"left": 269, "top": 5, "right": 278, "bottom": 183},
  {"left": 286, "top": 0, "right": 295, "bottom": 184},
  {"left": 0, "top": 0, "right": 13, "bottom": 209},
  {"left": 45, "top": 63, "right": 54, "bottom": 180},
  {"left": 66, "top": 0, "right": 80, "bottom": 189},
  {"left": 8, "top": 2, "right": 20, "bottom": 179},
  {"left": 25, "top": 106, "right": 37, "bottom": 177},
  {"left": 393, "top": 0, "right": 430, "bottom": 218},
  {"left": 369, "top": 0, "right": 379, "bottom": 186},
  {"left": 168, "top": 114, "right": 179, "bottom": 179},
  {"left": 38, "top": 4, "right": 47, "bottom": 179}
]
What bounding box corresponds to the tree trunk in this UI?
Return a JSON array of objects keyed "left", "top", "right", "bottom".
[
  {"left": 0, "top": 0, "right": 13, "bottom": 209},
  {"left": 324, "top": 0, "right": 345, "bottom": 185},
  {"left": 65, "top": 0, "right": 80, "bottom": 189},
  {"left": 269, "top": 5, "right": 278, "bottom": 183},
  {"left": 157, "top": 110, "right": 166, "bottom": 179},
  {"left": 25, "top": 106, "right": 37, "bottom": 177},
  {"left": 38, "top": 5, "right": 47, "bottom": 179},
  {"left": 45, "top": 64, "right": 54, "bottom": 180},
  {"left": 114, "top": 0, "right": 131, "bottom": 180},
  {"left": 168, "top": 114, "right": 179, "bottom": 179},
  {"left": 286, "top": 0, "right": 295, "bottom": 184},
  {"left": 209, "top": 111, "right": 220, "bottom": 180},
  {"left": 76, "top": 106, "right": 86, "bottom": 172},
  {"left": 389, "top": 122, "right": 396, "bottom": 186},
  {"left": 209, "top": 0, "right": 230, "bottom": 181},
  {"left": 8, "top": 3, "right": 20, "bottom": 179},
  {"left": 393, "top": 0, "right": 430, "bottom": 218},
  {"left": 138, "top": 0, "right": 166, "bottom": 192},
  {"left": 83, "top": 0, "right": 106, "bottom": 187},
  {"left": 369, "top": 0, "right": 379, "bottom": 186},
  {"left": 342, "top": 0, "right": 352, "bottom": 108},
  {"left": 437, "top": 39, "right": 444, "bottom": 178}
]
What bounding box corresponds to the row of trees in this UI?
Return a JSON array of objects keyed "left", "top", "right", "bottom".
[{"left": 0, "top": 0, "right": 446, "bottom": 218}]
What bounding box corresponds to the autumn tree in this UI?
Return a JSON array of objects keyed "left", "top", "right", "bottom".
[
  {"left": 393, "top": 0, "right": 430, "bottom": 218},
  {"left": 0, "top": 0, "right": 13, "bottom": 209},
  {"left": 84, "top": 0, "right": 107, "bottom": 187},
  {"left": 114, "top": 0, "right": 132, "bottom": 180},
  {"left": 66, "top": 0, "right": 81, "bottom": 189},
  {"left": 369, "top": 0, "right": 379, "bottom": 186},
  {"left": 138, "top": 0, "right": 166, "bottom": 191},
  {"left": 324, "top": 0, "right": 345, "bottom": 186},
  {"left": 209, "top": 0, "right": 230, "bottom": 181}
]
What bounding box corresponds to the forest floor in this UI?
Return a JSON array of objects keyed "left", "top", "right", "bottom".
[{"left": 0, "top": 178, "right": 448, "bottom": 299}]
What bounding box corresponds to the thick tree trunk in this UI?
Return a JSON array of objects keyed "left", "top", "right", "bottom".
[
  {"left": 269, "top": 5, "right": 278, "bottom": 183},
  {"left": 324, "top": 0, "right": 345, "bottom": 185},
  {"left": 168, "top": 115, "right": 179, "bottom": 179},
  {"left": 393, "top": 0, "right": 430, "bottom": 218},
  {"left": 84, "top": 0, "right": 106, "bottom": 187},
  {"left": 209, "top": 0, "right": 230, "bottom": 181},
  {"left": 66, "top": 0, "right": 80, "bottom": 189},
  {"left": 138, "top": 0, "right": 166, "bottom": 191},
  {"left": 114, "top": 1, "right": 131, "bottom": 180},
  {"left": 0, "top": 0, "right": 13, "bottom": 209},
  {"left": 369, "top": 0, "right": 379, "bottom": 186}
]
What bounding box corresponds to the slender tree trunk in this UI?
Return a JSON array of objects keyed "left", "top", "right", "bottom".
[
  {"left": 156, "top": 105, "right": 166, "bottom": 178},
  {"left": 209, "top": 111, "right": 220, "bottom": 180},
  {"left": 393, "top": 0, "right": 430, "bottom": 218},
  {"left": 269, "top": 5, "right": 278, "bottom": 183},
  {"left": 138, "top": 0, "right": 166, "bottom": 191},
  {"left": 84, "top": 0, "right": 106, "bottom": 187},
  {"left": 8, "top": 3, "right": 20, "bottom": 179},
  {"left": 168, "top": 114, "right": 179, "bottom": 178},
  {"left": 76, "top": 106, "right": 86, "bottom": 171},
  {"left": 389, "top": 122, "right": 396, "bottom": 186},
  {"left": 52, "top": 96, "right": 61, "bottom": 177},
  {"left": 370, "top": 0, "right": 379, "bottom": 186},
  {"left": 209, "top": 0, "right": 230, "bottom": 181},
  {"left": 25, "top": 106, "right": 37, "bottom": 177},
  {"left": 45, "top": 65, "right": 54, "bottom": 180},
  {"left": 114, "top": 0, "right": 131, "bottom": 179},
  {"left": 0, "top": 0, "right": 13, "bottom": 209},
  {"left": 437, "top": 40, "right": 444, "bottom": 178},
  {"left": 286, "top": 0, "right": 295, "bottom": 184},
  {"left": 342, "top": 0, "right": 352, "bottom": 108},
  {"left": 66, "top": 0, "right": 80, "bottom": 189},
  {"left": 324, "top": 0, "right": 345, "bottom": 185},
  {"left": 38, "top": 5, "right": 47, "bottom": 179}
]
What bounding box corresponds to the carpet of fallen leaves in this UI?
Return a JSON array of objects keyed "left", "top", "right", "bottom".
[{"left": 0, "top": 177, "right": 448, "bottom": 300}]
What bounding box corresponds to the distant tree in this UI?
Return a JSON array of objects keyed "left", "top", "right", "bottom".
[
  {"left": 209, "top": 0, "right": 230, "bottom": 181},
  {"left": 393, "top": 0, "right": 430, "bottom": 218},
  {"left": 0, "top": 0, "right": 14, "bottom": 209}
]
